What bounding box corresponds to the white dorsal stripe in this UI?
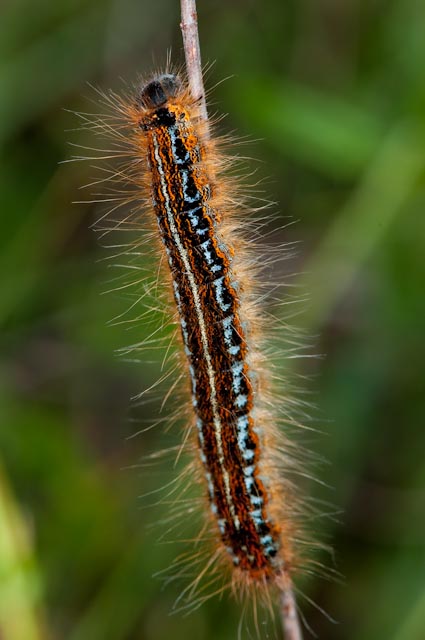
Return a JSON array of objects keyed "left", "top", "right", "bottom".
[
  {"left": 152, "top": 133, "right": 239, "bottom": 530},
  {"left": 152, "top": 131, "right": 279, "bottom": 556}
]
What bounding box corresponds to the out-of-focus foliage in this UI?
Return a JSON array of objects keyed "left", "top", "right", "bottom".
[{"left": 0, "top": 1, "right": 424, "bottom": 638}]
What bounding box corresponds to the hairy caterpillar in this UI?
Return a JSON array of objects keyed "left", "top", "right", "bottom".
[{"left": 81, "top": 69, "right": 315, "bottom": 638}]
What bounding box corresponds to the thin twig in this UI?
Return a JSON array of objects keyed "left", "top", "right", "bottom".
[
  {"left": 281, "top": 575, "right": 304, "bottom": 640},
  {"left": 179, "top": 3, "right": 303, "bottom": 639},
  {"left": 180, "top": 0, "right": 209, "bottom": 134}
]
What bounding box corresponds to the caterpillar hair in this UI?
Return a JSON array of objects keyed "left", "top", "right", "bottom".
[{"left": 74, "top": 63, "right": 328, "bottom": 639}]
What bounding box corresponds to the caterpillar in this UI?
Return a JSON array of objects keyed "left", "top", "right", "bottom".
[
  {"left": 138, "top": 73, "right": 286, "bottom": 570},
  {"left": 82, "top": 69, "right": 314, "bottom": 638}
]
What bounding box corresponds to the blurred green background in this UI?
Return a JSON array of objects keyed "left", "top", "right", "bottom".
[{"left": 1, "top": 0, "right": 424, "bottom": 638}]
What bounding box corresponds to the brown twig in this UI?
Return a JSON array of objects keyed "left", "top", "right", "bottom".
[
  {"left": 179, "top": 2, "right": 304, "bottom": 639},
  {"left": 180, "top": 0, "right": 209, "bottom": 134},
  {"left": 281, "top": 575, "right": 304, "bottom": 640}
]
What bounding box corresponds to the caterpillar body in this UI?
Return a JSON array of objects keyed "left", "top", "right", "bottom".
[
  {"left": 88, "top": 71, "right": 311, "bottom": 636},
  {"left": 139, "top": 73, "right": 283, "bottom": 573}
]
